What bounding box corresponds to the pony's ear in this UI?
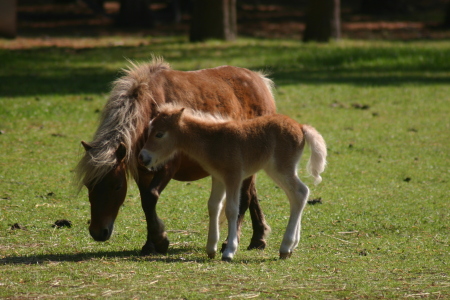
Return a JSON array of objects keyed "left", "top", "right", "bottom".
[
  {"left": 115, "top": 142, "right": 127, "bottom": 162},
  {"left": 81, "top": 141, "right": 93, "bottom": 151}
]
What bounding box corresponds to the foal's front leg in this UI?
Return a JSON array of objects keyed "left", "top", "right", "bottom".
[
  {"left": 206, "top": 177, "right": 226, "bottom": 259},
  {"left": 220, "top": 175, "right": 271, "bottom": 252}
]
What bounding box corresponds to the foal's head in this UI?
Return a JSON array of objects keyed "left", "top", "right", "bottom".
[{"left": 139, "top": 107, "right": 185, "bottom": 171}]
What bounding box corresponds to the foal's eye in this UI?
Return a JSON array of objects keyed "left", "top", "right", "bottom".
[{"left": 155, "top": 132, "right": 164, "bottom": 138}]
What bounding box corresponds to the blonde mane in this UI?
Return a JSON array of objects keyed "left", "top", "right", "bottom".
[
  {"left": 75, "top": 57, "right": 170, "bottom": 189},
  {"left": 157, "top": 103, "right": 232, "bottom": 124}
]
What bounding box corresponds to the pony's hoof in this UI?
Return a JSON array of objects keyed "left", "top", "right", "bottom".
[
  {"left": 140, "top": 238, "right": 170, "bottom": 256},
  {"left": 279, "top": 252, "right": 292, "bottom": 259},
  {"left": 247, "top": 239, "right": 267, "bottom": 250},
  {"left": 207, "top": 252, "right": 216, "bottom": 259},
  {"left": 154, "top": 238, "right": 170, "bottom": 254},
  {"left": 140, "top": 243, "right": 156, "bottom": 256}
]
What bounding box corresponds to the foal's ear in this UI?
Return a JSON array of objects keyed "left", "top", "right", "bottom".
[
  {"left": 81, "top": 141, "right": 93, "bottom": 152},
  {"left": 115, "top": 142, "right": 127, "bottom": 163},
  {"left": 174, "top": 108, "right": 185, "bottom": 120}
]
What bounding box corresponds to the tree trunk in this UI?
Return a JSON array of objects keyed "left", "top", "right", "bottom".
[
  {"left": 117, "top": 0, "right": 154, "bottom": 27},
  {"left": 444, "top": 2, "right": 450, "bottom": 28},
  {"left": 0, "top": 0, "right": 16, "bottom": 39},
  {"left": 303, "top": 0, "right": 340, "bottom": 42},
  {"left": 190, "top": 0, "right": 237, "bottom": 42}
]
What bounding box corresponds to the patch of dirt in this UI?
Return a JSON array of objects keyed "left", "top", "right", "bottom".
[
  {"left": 52, "top": 219, "right": 72, "bottom": 228},
  {"left": 307, "top": 197, "right": 323, "bottom": 205},
  {"left": 10, "top": 223, "right": 27, "bottom": 230}
]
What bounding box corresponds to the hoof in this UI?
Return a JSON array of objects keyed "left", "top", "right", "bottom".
[
  {"left": 247, "top": 239, "right": 266, "bottom": 250},
  {"left": 221, "top": 256, "right": 233, "bottom": 262},
  {"left": 279, "top": 252, "right": 292, "bottom": 259},
  {"left": 140, "top": 243, "right": 156, "bottom": 256},
  {"left": 207, "top": 252, "right": 216, "bottom": 259},
  {"left": 220, "top": 242, "right": 227, "bottom": 253},
  {"left": 140, "top": 238, "right": 170, "bottom": 256},
  {"left": 154, "top": 238, "right": 170, "bottom": 254}
]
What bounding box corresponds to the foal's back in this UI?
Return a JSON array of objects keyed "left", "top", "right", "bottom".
[{"left": 190, "top": 114, "right": 305, "bottom": 176}]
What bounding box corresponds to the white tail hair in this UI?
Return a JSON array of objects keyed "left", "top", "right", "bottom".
[{"left": 303, "top": 125, "right": 327, "bottom": 185}]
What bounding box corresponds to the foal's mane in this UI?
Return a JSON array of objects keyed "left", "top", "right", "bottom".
[
  {"left": 158, "top": 103, "right": 231, "bottom": 124},
  {"left": 75, "top": 57, "right": 170, "bottom": 189}
]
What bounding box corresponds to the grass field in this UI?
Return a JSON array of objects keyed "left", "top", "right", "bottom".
[{"left": 0, "top": 37, "right": 449, "bottom": 299}]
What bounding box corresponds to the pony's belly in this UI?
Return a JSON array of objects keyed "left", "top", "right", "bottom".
[{"left": 173, "top": 155, "right": 209, "bottom": 181}]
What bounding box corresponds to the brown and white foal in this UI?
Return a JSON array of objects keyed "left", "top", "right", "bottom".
[{"left": 139, "top": 104, "right": 327, "bottom": 261}]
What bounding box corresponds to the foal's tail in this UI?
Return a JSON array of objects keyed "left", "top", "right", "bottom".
[{"left": 302, "top": 125, "right": 327, "bottom": 185}]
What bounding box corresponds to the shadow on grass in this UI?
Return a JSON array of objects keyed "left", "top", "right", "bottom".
[
  {"left": 0, "top": 246, "right": 275, "bottom": 265},
  {"left": 2, "top": 40, "right": 450, "bottom": 97}
]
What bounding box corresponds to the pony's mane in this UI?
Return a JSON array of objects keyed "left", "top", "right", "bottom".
[
  {"left": 75, "top": 57, "right": 170, "bottom": 189},
  {"left": 158, "top": 103, "right": 232, "bottom": 124}
]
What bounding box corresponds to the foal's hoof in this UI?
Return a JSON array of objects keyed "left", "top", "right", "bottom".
[
  {"left": 221, "top": 256, "right": 233, "bottom": 262},
  {"left": 279, "top": 252, "right": 292, "bottom": 259},
  {"left": 220, "top": 242, "right": 227, "bottom": 253}
]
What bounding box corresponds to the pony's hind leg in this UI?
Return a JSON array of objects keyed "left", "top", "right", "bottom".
[
  {"left": 266, "top": 168, "right": 309, "bottom": 259},
  {"left": 245, "top": 175, "right": 271, "bottom": 250},
  {"left": 206, "top": 177, "right": 226, "bottom": 259}
]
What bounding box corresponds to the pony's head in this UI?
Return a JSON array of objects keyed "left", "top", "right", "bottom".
[
  {"left": 78, "top": 141, "right": 129, "bottom": 241},
  {"left": 139, "top": 107, "right": 185, "bottom": 171}
]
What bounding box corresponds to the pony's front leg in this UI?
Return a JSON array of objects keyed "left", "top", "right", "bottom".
[
  {"left": 137, "top": 159, "right": 180, "bottom": 256},
  {"left": 206, "top": 177, "right": 226, "bottom": 259},
  {"left": 222, "top": 182, "right": 242, "bottom": 261}
]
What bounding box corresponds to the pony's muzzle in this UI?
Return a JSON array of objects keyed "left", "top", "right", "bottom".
[
  {"left": 139, "top": 149, "right": 152, "bottom": 167},
  {"left": 89, "top": 223, "right": 113, "bottom": 241}
]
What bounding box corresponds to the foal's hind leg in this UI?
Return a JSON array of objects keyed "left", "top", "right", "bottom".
[
  {"left": 266, "top": 169, "right": 309, "bottom": 259},
  {"left": 280, "top": 176, "right": 309, "bottom": 258},
  {"left": 221, "top": 175, "right": 270, "bottom": 252}
]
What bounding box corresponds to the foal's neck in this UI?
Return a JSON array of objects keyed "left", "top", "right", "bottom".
[{"left": 177, "top": 114, "right": 224, "bottom": 154}]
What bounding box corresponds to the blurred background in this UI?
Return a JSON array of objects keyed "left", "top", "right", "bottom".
[{"left": 2, "top": 0, "right": 450, "bottom": 42}]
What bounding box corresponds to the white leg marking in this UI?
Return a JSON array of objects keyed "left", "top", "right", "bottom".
[
  {"left": 206, "top": 177, "right": 226, "bottom": 259},
  {"left": 221, "top": 181, "right": 242, "bottom": 261},
  {"left": 266, "top": 167, "right": 309, "bottom": 258}
]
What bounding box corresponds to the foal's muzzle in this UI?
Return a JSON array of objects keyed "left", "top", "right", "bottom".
[{"left": 139, "top": 150, "right": 152, "bottom": 167}]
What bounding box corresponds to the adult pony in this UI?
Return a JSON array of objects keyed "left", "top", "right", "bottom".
[
  {"left": 76, "top": 58, "right": 276, "bottom": 255},
  {"left": 139, "top": 105, "right": 327, "bottom": 261}
]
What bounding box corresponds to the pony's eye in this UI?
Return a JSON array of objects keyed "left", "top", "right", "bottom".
[{"left": 155, "top": 132, "right": 164, "bottom": 138}]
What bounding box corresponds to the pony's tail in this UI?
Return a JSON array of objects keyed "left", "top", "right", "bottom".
[{"left": 302, "top": 125, "right": 327, "bottom": 185}]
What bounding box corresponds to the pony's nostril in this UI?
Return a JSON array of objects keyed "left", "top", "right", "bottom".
[{"left": 102, "top": 228, "right": 109, "bottom": 240}]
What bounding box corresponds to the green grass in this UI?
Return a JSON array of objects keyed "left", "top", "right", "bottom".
[{"left": 1, "top": 37, "right": 449, "bottom": 299}]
